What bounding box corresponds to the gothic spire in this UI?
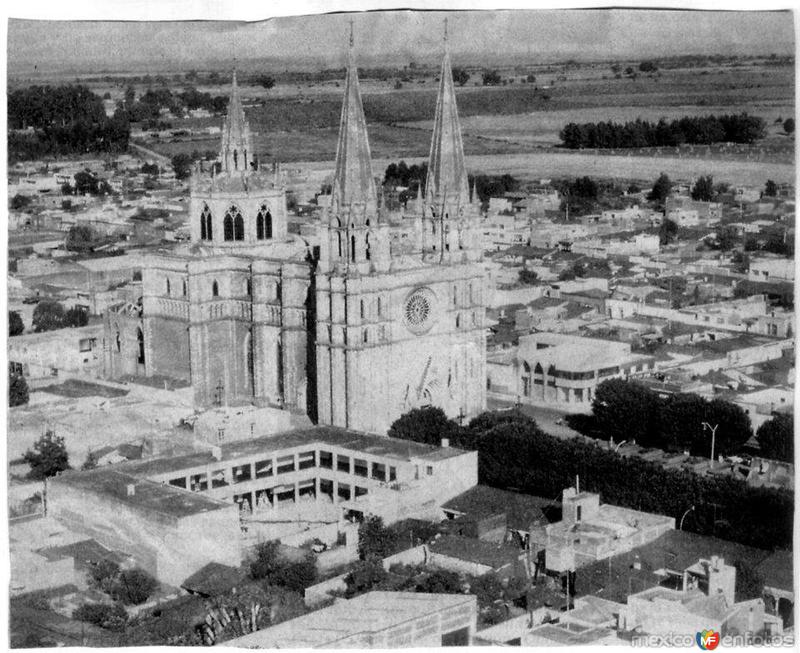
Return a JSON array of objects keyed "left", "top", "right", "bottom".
[
  {"left": 331, "top": 22, "right": 376, "bottom": 213},
  {"left": 220, "top": 68, "right": 252, "bottom": 173},
  {"left": 425, "top": 20, "right": 469, "bottom": 209}
]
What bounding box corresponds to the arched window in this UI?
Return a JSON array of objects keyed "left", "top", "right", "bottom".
[
  {"left": 200, "top": 204, "right": 212, "bottom": 240},
  {"left": 360, "top": 299, "right": 365, "bottom": 319},
  {"left": 115, "top": 330, "right": 121, "bottom": 353},
  {"left": 535, "top": 363, "right": 543, "bottom": 375},
  {"left": 256, "top": 206, "right": 272, "bottom": 240},
  {"left": 246, "top": 278, "right": 252, "bottom": 296},
  {"left": 351, "top": 235, "right": 356, "bottom": 263},
  {"left": 136, "top": 328, "right": 145, "bottom": 365},
  {"left": 363, "top": 329, "right": 368, "bottom": 344},
  {"left": 165, "top": 278, "right": 171, "bottom": 296},
  {"left": 365, "top": 234, "right": 371, "bottom": 261},
  {"left": 233, "top": 148, "right": 239, "bottom": 170},
  {"left": 212, "top": 280, "right": 219, "bottom": 297},
  {"left": 377, "top": 297, "right": 382, "bottom": 317},
  {"left": 455, "top": 313, "right": 461, "bottom": 329},
  {"left": 182, "top": 279, "right": 187, "bottom": 296},
  {"left": 336, "top": 232, "right": 343, "bottom": 258},
  {"left": 223, "top": 215, "right": 234, "bottom": 241},
  {"left": 234, "top": 214, "right": 244, "bottom": 241}
]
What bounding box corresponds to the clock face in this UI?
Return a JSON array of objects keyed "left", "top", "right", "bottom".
[{"left": 404, "top": 288, "right": 436, "bottom": 334}]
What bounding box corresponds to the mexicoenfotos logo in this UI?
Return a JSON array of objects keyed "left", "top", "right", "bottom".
[{"left": 696, "top": 630, "right": 721, "bottom": 650}]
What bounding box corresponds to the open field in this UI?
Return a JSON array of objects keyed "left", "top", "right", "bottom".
[
  {"left": 404, "top": 104, "right": 797, "bottom": 147},
  {"left": 290, "top": 150, "right": 796, "bottom": 190}
]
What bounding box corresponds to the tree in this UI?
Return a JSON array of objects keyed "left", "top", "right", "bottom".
[
  {"left": 416, "top": 570, "right": 462, "bottom": 594},
  {"left": 270, "top": 553, "right": 318, "bottom": 592},
  {"left": 764, "top": 179, "right": 778, "bottom": 197},
  {"left": 592, "top": 379, "right": 662, "bottom": 447},
  {"left": 482, "top": 70, "right": 502, "bottom": 86},
  {"left": 74, "top": 170, "right": 100, "bottom": 195},
  {"left": 756, "top": 413, "right": 793, "bottom": 463},
  {"left": 9, "top": 310, "right": 24, "bottom": 336},
  {"left": 344, "top": 559, "right": 390, "bottom": 598},
  {"left": 10, "top": 372, "right": 29, "bottom": 407},
  {"left": 714, "top": 225, "right": 739, "bottom": 252},
  {"left": 518, "top": 269, "right": 538, "bottom": 285},
  {"left": 32, "top": 300, "right": 66, "bottom": 332},
  {"left": 639, "top": 61, "right": 658, "bottom": 73},
  {"left": 66, "top": 224, "right": 97, "bottom": 253},
  {"left": 171, "top": 153, "right": 194, "bottom": 181},
  {"left": 257, "top": 75, "right": 276, "bottom": 90},
  {"left": 558, "top": 268, "right": 576, "bottom": 282},
  {"left": 733, "top": 560, "right": 765, "bottom": 602},
  {"left": 73, "top": 602, "right": 128, "bottom": 632},
  {"left": 387, "top": 406, "right": 462, "bottom": 446},
  {"left": 691, "top": 175, "right": 715, "bottom": 201},
  {"left": 452, "top": 68, "right": 470, "bottom": 86},
  {"left": 23, "top": 430, "right": 70, "bottom": 480},
  {"left": 112, "top": 568, "right": 158, "bottom": 605},
  {"left": 10, "top": 194, "right": 32, "bottom": 210},
  {"left": 647, "top": 173, "right": 673, "bottom": 206},
  {"left": 65, "top": 306, "right": 89, "bottom": 327},
  {"left": 358, "top": 515, "right": 398, "bottom": 561},
  {"left": 783, "top": 118, "right": 794, "bottom": 135},
  {"left": 89, "top": 558, "right": 122, "bottom": 593},
  {"left": 250, "top": 540, "right": 281, "bottom": 580}
]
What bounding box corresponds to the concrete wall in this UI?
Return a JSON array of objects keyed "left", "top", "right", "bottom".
[{"left": 47, "top": 475, "right": 241, "bottom": 587}]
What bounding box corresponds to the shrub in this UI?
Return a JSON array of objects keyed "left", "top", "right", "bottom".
[
  {"left": 112, "top": 568, "right": 158, "bottom": 605},
  {"left": 73, "top": 602, "right": 128, "bottom": 631}
]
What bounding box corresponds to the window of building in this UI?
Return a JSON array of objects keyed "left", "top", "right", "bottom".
[
  {"left": 276, "top": 455, "right": 295, "bottom": 475},
  {"left": 337, "top": 454, "right": 351, "bottom": 474},
  {"left": 426, "top": 465, "right": 434, "bottom": 476},
  {"left": 166, "top": 278, "right": 171, "bottom": 296},
  {"left": 246, "top": 278, "right": 252, "bottom": 296},
  {"left": 9, "top": 362, "right": 24, "bottom": 376},
  {"left": 79, "top": 338, "right": 93, "bottom": 352},
  {"left": 168, "top": 477, "right": 187, "bottom": 489},
  {"left": 256, "top": 206, "right": 272, "bottom": 240},
  {"left": 319, "top": 479, "right": 334, "bottom": 502},
  {"left": 337, "top": 483, "right": 351, "bottom": 502},
  {"left": 232, "top": 464, "right": 251, "bottom": 483},
  {"left": 200, "top": 204, "right": 212, "bottom": 240},
  {"left": 212, "top": 280, "right": 219, "bottom": 297},
  {"left": 360, "top": 299, "right": 365, "bottom": 319},
  {"left": 353, "top": 458, "right": 368, "bottom": 478},
  {"left": 389, "top": 466, "right": 397, "bottom": 482},
  {"left": 136, "top": 328, "right": 145, "bottom": 365},
  {"left": 354, "top": 486, "right": 368, "bottom": 498},
  {"left": 223, "top": 214, "right": 234, "bottom": 241},
  {"left": 298, "top": 451, "right": 316, "bottom": 470},
  {"left": 190, "top": 473, "right": 208, "bottom": 492},
  {"left": 254, "top": 459, "right": 273, "bottom": 478},
  {"left": 182, "top": 279, "right": 187, "bottom": 296},
  {"left": 377, "top": 297, "right": 382, "bottom": 317},
  {"left": 210, "top": 469, "right": 228, "bottom": 489},
  {"left": 371, "top": 462, "right": 386, "bottom": 482},
  {"left": 319, "top": 451, "right": 333, "bottom": 469},
  {"left": 217, "top": 428, "right": 225, "bottom": 442}
]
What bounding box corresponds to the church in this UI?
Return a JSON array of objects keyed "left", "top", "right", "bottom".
[{"left": 104, "top": 29, "right": 487, "bottom": 436}]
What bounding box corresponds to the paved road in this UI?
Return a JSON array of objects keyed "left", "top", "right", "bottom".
[{"left": 486, "top": 396, "right": 586, "bottom": 440}]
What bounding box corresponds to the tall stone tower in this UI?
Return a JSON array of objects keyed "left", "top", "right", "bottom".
[
  {"left": 315, "top": 26, "right": 486, "bottom": 435},
  {"left": 127, "top": 71, "right": 313, "bottom": 413}
]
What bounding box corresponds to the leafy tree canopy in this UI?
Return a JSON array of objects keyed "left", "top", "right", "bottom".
[
  {"left": 23, "top": 429, "right": 70, "bottom": 480},
  {"left": 756, "top": 413, "right": 793, "bottom": 463}
]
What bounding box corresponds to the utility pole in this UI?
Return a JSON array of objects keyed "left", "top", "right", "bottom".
[{"left": 702, "top": 422, "right": 719, "bottom": 462}]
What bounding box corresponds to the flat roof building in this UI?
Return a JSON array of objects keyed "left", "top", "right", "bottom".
[{"left": 221, "top": 591, "right": 477, "bottom": 648}]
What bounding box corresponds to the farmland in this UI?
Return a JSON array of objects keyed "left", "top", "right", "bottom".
[{"left": 134, "top": 57, "right": 793, "bottom": 184}]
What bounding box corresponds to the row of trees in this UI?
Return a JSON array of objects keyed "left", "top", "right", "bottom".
[
  {"left": 559, "top": 114, "right": 766, "bottom": 149},
  {"left": 8, "top": 85, "right": 130, "bottom": 161},
  {"left": 591, "top": 379, "right": 752, "bottom": 456},
  {"left": 31, "top": 300, "right": 88, "bottom": 332},
  {"left": 387, "top": 407, "right": 792, "bottom": 550}
]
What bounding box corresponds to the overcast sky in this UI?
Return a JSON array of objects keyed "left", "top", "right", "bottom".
[{"left": 7, "top": 8, "right": 795, "bottom": 73}]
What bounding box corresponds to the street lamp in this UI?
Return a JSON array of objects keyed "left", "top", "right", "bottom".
[
  {"left": 679, "top": 505, "right": 696, "bottom": 531},
  {"left": 702, "top": 422, "right": 719, "bottom": 463}
]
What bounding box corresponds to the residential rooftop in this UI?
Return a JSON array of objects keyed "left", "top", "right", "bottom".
[{"left": 221, "top": 591, "right": 476, "bottom": 648}]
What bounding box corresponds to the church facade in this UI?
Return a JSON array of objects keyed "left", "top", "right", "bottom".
[{"left": 104, "top": 32, "right": 486, "bottom": 435}]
